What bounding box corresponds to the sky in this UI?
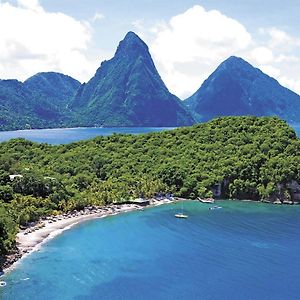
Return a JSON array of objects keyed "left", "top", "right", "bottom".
[{"left": 0, "top": 0, "right": 300, "bottom": 99}]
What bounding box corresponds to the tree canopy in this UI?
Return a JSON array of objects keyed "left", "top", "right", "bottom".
[{"left": 0, "top": 116, "right": 299, "bottom": 259}]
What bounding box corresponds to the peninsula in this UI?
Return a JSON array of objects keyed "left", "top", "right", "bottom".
[{"left": 0, "top": 116, "right": 300, "bottom": 271}]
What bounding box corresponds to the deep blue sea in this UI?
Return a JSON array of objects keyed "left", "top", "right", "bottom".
[
  {"left": 1, "top": 200, "right": 300, "bottom": 300},
  {"left": 0, "top": 127, "right": 175, "bottom": 145},
  {"left": 0, "top": 123, "right": 298, "bottom": 145}
]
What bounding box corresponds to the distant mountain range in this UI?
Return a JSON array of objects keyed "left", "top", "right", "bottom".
[
  {"left": 0, "top": 73, "right": 80, "bottom": 130},
  {"left": 1, "top": 31, "right": 300, "bottom": 131}
]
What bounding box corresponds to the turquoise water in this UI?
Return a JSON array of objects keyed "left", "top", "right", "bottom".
[
  {"left": 1, "top": 200, "right": 300, "bottom": 300},
  {"left": 0, "top": 123, "right": 298, "bottom": 145},
  {"left": 0, "top": 127, "right": 175, "bottom": 145}
]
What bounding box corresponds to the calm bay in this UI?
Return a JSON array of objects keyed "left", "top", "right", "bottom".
[{"left": 1, "top": 200, "right": 300, "bottom": 299}]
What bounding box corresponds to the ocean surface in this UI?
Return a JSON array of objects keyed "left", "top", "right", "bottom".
[
  {"left": 0, "top": 127, "right": 175, "bottom": 145},
  {"left": 0, "top": 123, "right": 298, "bottom": 145},
  {"left": 1, "top": 200, "right": 300, "bottom": 300}
]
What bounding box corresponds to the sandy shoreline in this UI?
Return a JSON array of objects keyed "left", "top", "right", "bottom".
[{"left": 2, "top": 198, "right": 174, "bottom": 275}]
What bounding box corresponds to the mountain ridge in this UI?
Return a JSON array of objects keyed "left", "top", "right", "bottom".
[
  {"left": 0, "top": 72, "right": 80, "bottom": 130},
  {"left": 185, "top": 56, "right": 300, "bottom": 123},
  {"left": 1, "top": 34, "right": 300, "bottom": 130}
]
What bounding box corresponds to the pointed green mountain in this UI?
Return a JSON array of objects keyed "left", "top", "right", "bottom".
[
  {"left": 185, "top": 56, "right": 300, "bottom": 122},
  {"left": 70, "top": 32, "right": 195, "bottom": 127}
]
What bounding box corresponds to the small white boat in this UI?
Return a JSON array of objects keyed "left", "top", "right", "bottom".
[
  {"left": 209, "top": 206, "right": 222, "bottom": 210},
  {"left": 175, "top": 213, "right": 188, "bottom": 219},
  {"left": 175, "top": 201, "right": 188, "bottom": 219},
  {"left": 198, "top": 198, "right": 215, "bottom": 203},
  {"left": 0, "top": 281, "right": 7, "bottom": 287}
]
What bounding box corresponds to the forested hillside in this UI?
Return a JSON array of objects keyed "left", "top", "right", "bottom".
[
  {"left": 0, "top": 116, "right": 299, "bottom": 260},
  {"left": 69, "top": 32, "right": 194, "bottom": 127},
  {"left": 0, "top": 73, "right": 80, "bottom": 131},
  {"left": 185, "top": 56, "right": 300, "bottom": 122}
]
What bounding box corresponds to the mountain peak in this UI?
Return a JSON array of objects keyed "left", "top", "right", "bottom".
[
  {"left": 70, "top": 31, "right": 194, "bottom": 127},
  {"left": 223, "top": 55, "right": 245, "bottom": 63},
  {"left": 124, "top": 31, "right": 142, "bottom": 42},
  {"left": 115, "top": 31, "right": 149, "bottom": 58},
  {"left": 24, "top": 71, "right": 80, "bottom": 107},
  {"left": 186, "top": 56, "right": 300, "bottom": 123},
  {"left": 25, "top": 71, "right": 80, "bottom": 84},
  {"left": 220, "top": 56, "right": 254, "bottom": 71}
]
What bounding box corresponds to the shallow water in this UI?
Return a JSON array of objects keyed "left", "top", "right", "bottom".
[{"left": 1, "top": 200, "right": 300, "bottom": 300}]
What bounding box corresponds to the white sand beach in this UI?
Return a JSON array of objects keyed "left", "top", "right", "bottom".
[{"left": 3, "top": 198, "right": 174, "bottom": 274}]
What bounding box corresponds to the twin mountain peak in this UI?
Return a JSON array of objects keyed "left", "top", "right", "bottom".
[{"left": 1, "top": 31, "right": 300, "bottom": 130}]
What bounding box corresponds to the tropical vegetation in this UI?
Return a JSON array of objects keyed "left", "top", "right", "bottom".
[{"left": 0, "top": 116, "right": 300, "bottom": 261}]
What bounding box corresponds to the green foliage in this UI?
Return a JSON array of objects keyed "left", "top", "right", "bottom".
[
  {"left": 0, "top": 116, "right": 299, "bottom": 259},
  {"left": 0, "top": 203, "right": 18, "bottom": 256},
  {"left": 0, "top": 73, "right": 80, "bottom": 131},
  {"left": 0, "top": 185, "right": 14, "bottom": 202}
]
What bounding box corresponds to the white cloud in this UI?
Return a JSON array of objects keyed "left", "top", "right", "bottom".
[
  {"left": 250, "top": 47, "right": 274, "bottom": 64},
  {"left": 279, "top": 77, "right": 300, "bottom": 94},
  {"left": 2, "top": 1, "right": 300, "bottom": 99},
  {"left": 146, "top": 5, "right": 252, "bottom": 98},
  {"left": 269, "top": 28, "right": 291, "bottom": 46},
  {"left": 275, "top": 54, "right": 299, "bottom": 63},
  {"left": 0, "top": 0, "right": 95, "bottom": 82},
  {"left": 278, "top": 74, "right": 300, "bottom": 95},
  {"left": 258, "top": 65, "right": 281, "bottom": 78},
  {"left": 258, "top": 28, "right": 300, "bottom": 57},
  {"left": 263, "top": 28, "right": 300, "bottom": 49},
  {"left": 132, "top": 19, "right": 146, "bottom": 36},
  {"left": 17, "top": 0, "right": 40, "bottom": 11},
  {"left": 249, "top": 28, "right": 300, "bottom": 94},
  {"left": 92, "top": 12, "right": 104, "bottom": 22},
  {"left": 133, "top": 6, "right": 300, "bottom": 98}
]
